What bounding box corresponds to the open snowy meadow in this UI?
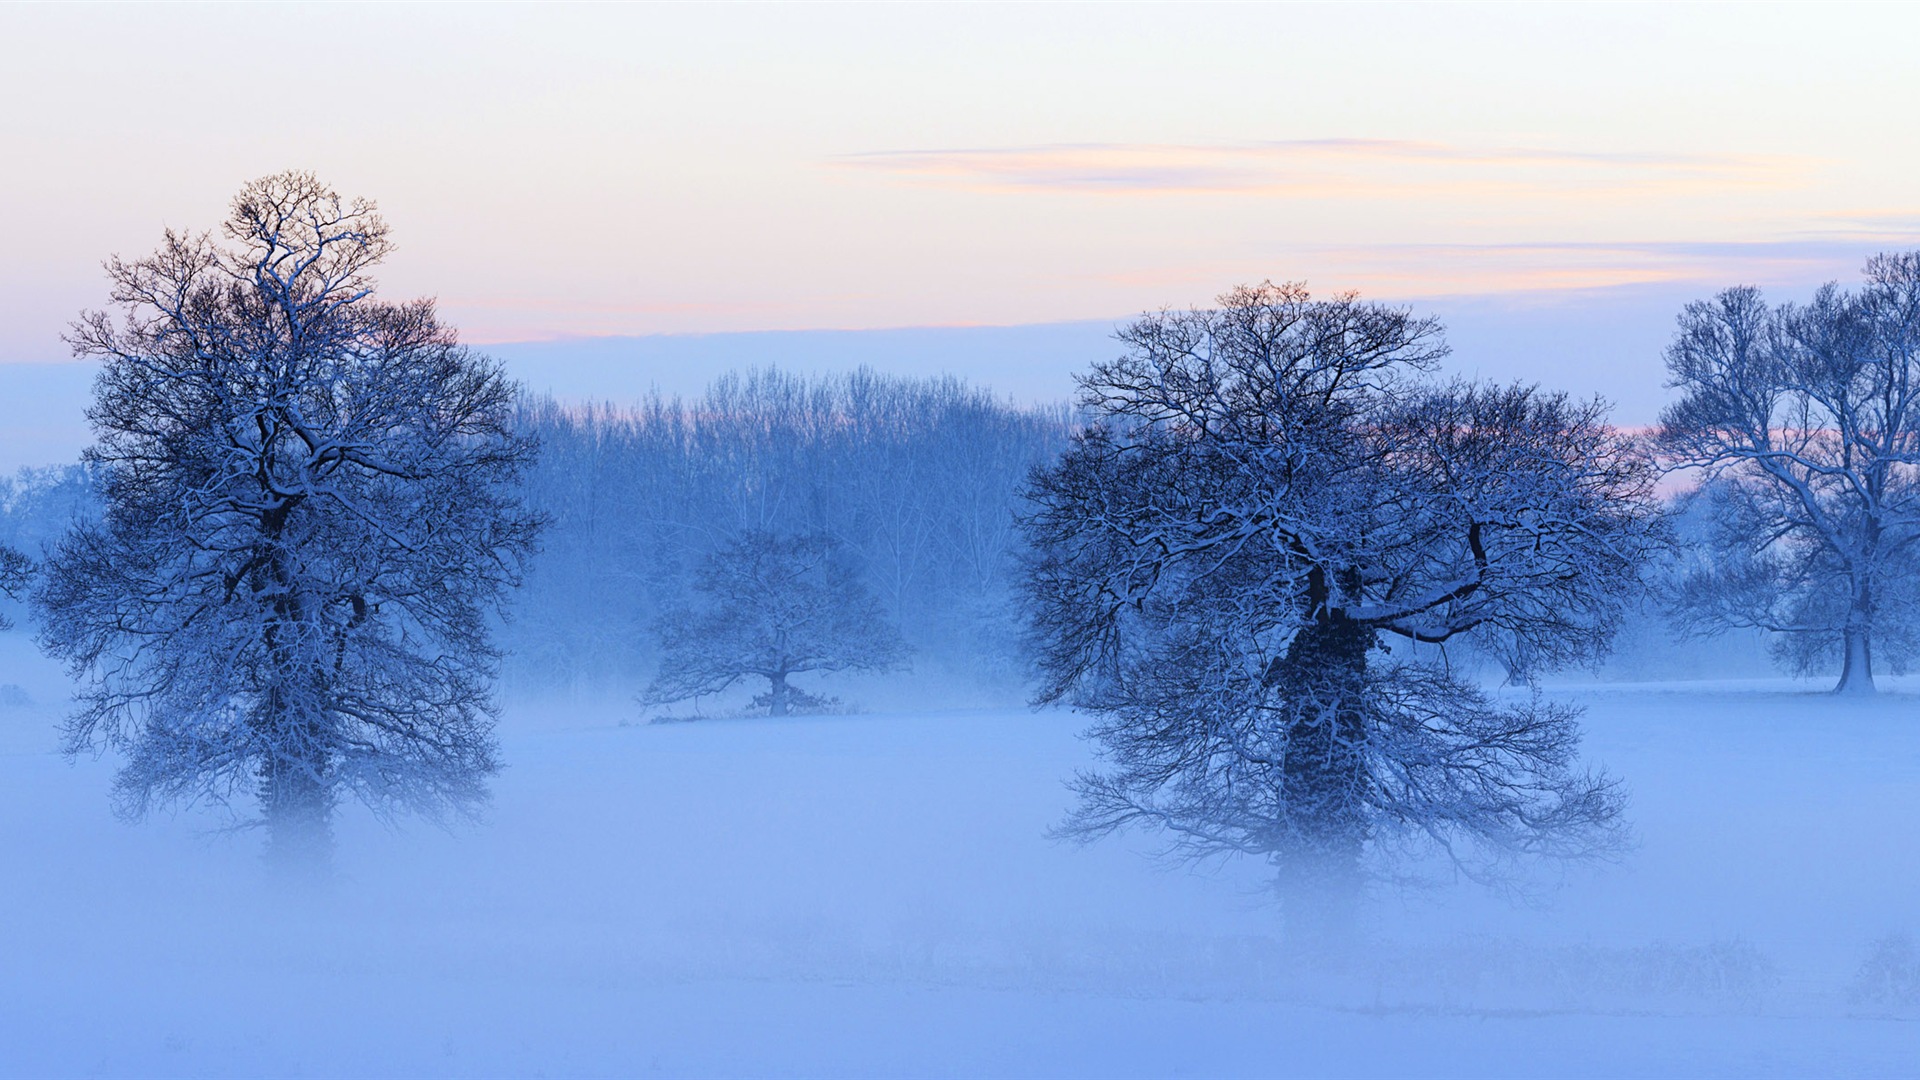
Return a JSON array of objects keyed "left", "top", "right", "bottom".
[
  {"left": 2, "top": 622, "right": 1914, "bottom": 1078},
  {"left": 16, "top": 6, "right": 1920, "bottom": 1079}
]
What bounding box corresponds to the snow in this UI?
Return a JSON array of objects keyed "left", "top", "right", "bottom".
[{"left": 2, "top": 635, "right": 1916, "bottom": 1077}]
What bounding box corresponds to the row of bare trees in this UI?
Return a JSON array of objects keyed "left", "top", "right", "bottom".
[{"left": 505, "top": 370, "right": 1073, "bottom": 697}]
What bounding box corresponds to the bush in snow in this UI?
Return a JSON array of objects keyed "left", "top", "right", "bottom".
[{"left": 1849, "top": 933, "right": 1920, "bottom": 1008}]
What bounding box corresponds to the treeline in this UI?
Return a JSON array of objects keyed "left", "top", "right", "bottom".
[
  {"left": 0, "top": 465, "right": 97, "bottom": 627},
  {"left": 0, "top": 371, "right": 1072, "bottom": 697},
  {"left": 0, "top": 465, "right": 97, "bottom": 549},
  {"left": 502, "top": 367, "right": 1075, "bottom": 695},
  {"left": 0, "top": 372, "right": 1802, "bottom": 696}
]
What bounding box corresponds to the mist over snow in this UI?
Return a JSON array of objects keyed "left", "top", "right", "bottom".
[{"left": 3, "top": 639, "right": 1917, "bottom": 1075}]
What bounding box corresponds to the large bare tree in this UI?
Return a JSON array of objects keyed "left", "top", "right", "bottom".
[
  {"left": 1659, "top": 254, "right": 1920, "bottom": 693},
  {"left": 37, "top": 172, "right": 541, "bottom": 871},
  {"left": 1021, "top": 283, "right": 1660, "bottom": 935}
]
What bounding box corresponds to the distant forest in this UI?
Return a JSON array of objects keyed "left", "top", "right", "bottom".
[
  {"left": 505, "top": 368, "right": 1074, "bottom": 697},
  {"left": 0, "top": 366, "right": 1776, "bottom": 700}
]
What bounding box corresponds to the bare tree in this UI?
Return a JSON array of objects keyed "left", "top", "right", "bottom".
[
  {"left": 1021, "top": 283, "right": 1660, "bottom": 934},
  {"left": 1659, "top": 254, "right": 1920, "bottom": 693},
  {"left": 0, "top": 547, "right": 29, "bottom": 622},
  {"left": 644, "top": 531, "right": 908, "bottom": 717},
  {"left": 35, "top": 172, "right": 540, "bottom": 872}
]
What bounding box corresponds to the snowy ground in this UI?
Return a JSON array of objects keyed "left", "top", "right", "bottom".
[{"left": 2, "top": 635, "right": 1916, "bottom": 1077}]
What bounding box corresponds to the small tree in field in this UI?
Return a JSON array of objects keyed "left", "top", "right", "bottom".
[
  {"left": 644, "top": 531, "right": 909, "bottom": 717},
  {"left": 36, "top": 172, "right": 540, "bottom": 872},
  {"left": 1659, "top": 254, "right": 1920, "bottom": 693},
  {"left": 1021, "top": 283, "right": 1662, "bottom": 936}
]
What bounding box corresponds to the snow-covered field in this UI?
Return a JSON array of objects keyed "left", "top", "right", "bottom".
[{"left": 2, "top": 632, "right": 1915, "bottom": 1077}]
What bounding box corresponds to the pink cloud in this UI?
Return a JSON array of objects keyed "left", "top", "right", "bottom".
[{"left": 834, "top": 139, "right": 1811, "bottom": 199}]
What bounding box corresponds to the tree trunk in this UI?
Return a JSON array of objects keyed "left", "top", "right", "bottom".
[
  {"left": 257, "top": 526, "right": 334, "bottom": 877},
  {"left": 261, "top": 749, "right": 333, "bottom": 878},
  {"left": 1836, "top": 624, "right": 1876, "bottom": 695},
  {"left": 767, "top": 671, "right": 790, "bottom": 717},
  {"left": 1267, "top": 601, "right": 1374, "bottom": 946}
]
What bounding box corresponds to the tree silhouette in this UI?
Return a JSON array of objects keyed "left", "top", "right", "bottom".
[
  {"left": 1022, "top": 282, "right": 1661, "bottom": 936},
  {"left": 37, "top": 172, "right": 540, "bottom": 873}
]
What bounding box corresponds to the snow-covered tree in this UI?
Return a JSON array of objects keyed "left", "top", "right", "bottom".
[
  {"left": 1021, "top": 283, "right": 1661, "bottom": 932},
  {"left": 1659, "top": 254, "right": 1920, "bottom": 693},
  {"left": 0, "top": 466, "right": 97, "bottom": 630},
  {"left": 0, "top": 546, "right": 28, "bottom": 625},
  {"left": 644, "top": 531, "right": 908, "bottom": 716},
  {"left": 36, "top": 172, "right": 540, "bottom": 871}
]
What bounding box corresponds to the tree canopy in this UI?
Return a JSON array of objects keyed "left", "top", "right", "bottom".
[
  {"left": 1021, "top": 283, "right": 1661, "bottom": 928},
  {"left": 36, "top": 171, "right": 540, "bottom": 868},
  {"left": 1659, "top": 254, "right": 1920, "bottom": 693}
]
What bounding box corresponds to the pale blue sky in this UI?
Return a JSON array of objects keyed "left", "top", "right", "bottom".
[{"left": 3, "top": 3, "right": 1916, "bottom": 362}]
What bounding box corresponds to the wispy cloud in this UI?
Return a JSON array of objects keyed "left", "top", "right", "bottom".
[
  {"left": 1803, "top": 211, "right": 1920, "bottom": 238},
  {"left": 1383, "top": 234, "right": 1920, "bottom": 289},
  {"left": 834, "top": 139, "right": 1810, "bottom": 198},
  {"left": 1083, "top": 233, "right": 1920, "bottom": 303}
]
